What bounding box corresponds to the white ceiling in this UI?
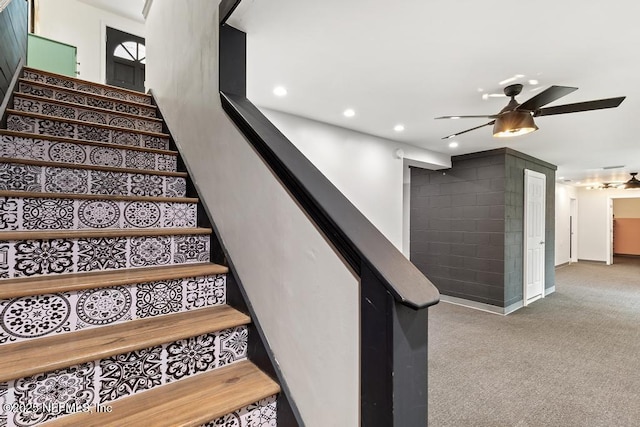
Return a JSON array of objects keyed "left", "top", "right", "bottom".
[
  {"left": 229, "top": 0, "right": 640, "bottom": 187},
  {"left": 78, "top": 0, "right": 145, "bottom": 23}
]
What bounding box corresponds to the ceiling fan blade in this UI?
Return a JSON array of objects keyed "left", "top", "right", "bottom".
[
  {"left": 517, "top": 85, "right": 578, "bottom": 111},
  {"left": 441, "top": 120, "right": 496, "bottom": 140},
  {"left": 435, "top": 115, "right": 498, "bottom": 119},
  {"left": 534, "top": 97, "right": 626, "bottom": 117}
]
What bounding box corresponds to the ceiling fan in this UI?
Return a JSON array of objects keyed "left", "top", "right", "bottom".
[{"left": 436, "top": 84, "right": 625, "bottom": 139}]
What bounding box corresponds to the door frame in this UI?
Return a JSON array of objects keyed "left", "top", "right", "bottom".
[
  {"left": 606, "top": 195, "right": 640, "bottom": 265},
  {"left": 100, "top": 20, "right": 145, "bottom": 86},
  {"left": 570, "top": 197, "right": 577, "bottom": 263},
  {"left": 523, "top": 169, "right": 546, "bottom": 306}
]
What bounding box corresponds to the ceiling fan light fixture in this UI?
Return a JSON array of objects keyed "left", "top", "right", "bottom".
[
  {"left": 623, "top": 172, "right": 640, "bottom": 189},
  {"left": 493, "top": 111, "right": 538, "bottom": 138}
]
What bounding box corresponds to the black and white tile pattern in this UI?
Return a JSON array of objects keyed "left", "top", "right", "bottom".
[
  {"left": 166, "top": 333, "right": 218, "bottom": 382},
  {"left": 0, "top": 164, "right": 40, "bottom": 192},
  {"left": 23, "top": 71, "right": 151, "bottom": 105},
  {"left": 1, "top": 327, "right": 247, "bottom": 425},
  {"left": 99, "top": 346, "right": 163, "bottom": 402},
  {"left": 0, "top": 274, "right": 225, "bottom": 344},
  {"left": 13, "top": 239, "right": 74, "bottom": 277},
  {"left": 0, "top": 197, "right": 196, "bottom": 230},
  {"left": 204, "top": 396, "right": 278, "bottom": 427},
  {"left": 14, "top": 97, "right": 162, "bottom": 133},
  {"left": 1, "top": 233, "right": 209, "bottom": 278},
  {"left": 0, "top": 293, "right": 72, "bottom": 341},
  {"left": 11, "top": 362, "right": 95, "bottom": 426},
  {"left": 218, "top": 326, "right": 249, "bottom": 367},
  {"left": 19, "top": 81, "right": 157, "bottom": 118},
  {"left": 0, "top": 200, "right": 18, "bottom": 230},
  {"left": 6, "top": 115, "right": 168, "bottom": 150},
  {"left": 0, "top": 163, "right": 185, "bottom": 198}
]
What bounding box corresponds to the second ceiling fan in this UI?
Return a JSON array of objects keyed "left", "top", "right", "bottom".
[{"left": 436, "top": 84, "right": 625, "bottom": 139}]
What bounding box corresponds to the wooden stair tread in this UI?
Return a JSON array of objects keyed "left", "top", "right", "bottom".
[
  {"left": 0, "top": 189, "right": 198, "bottom": 203},
  {"left": 0, "top": 305, "right": 251, "bottom": 383},
  {"left": 14, "top": 92, "right": 164, "bottom": 122},
  {"left": 18, "top": 78, "right": 158, "bottom": 110},
  {"left": 0, "top": 157, "right": 187, "bottom": 177},
  {"left": 0, "top": 129, "right": 177, "bottom": 155},
  {"left": 0, "top": 262, "right": 228, "bottom": 299},
  {"left": 42, "top": 361, "right": 280, "bottom": 427},
  {"left": 0, "top": 227, "right": 211, "bottom": 240},
  {"left": 24, "top": 67, "right": 153, "bottom": 100},
  {"left": 7, "top": 110, "right": 168, "bottom": 138}
]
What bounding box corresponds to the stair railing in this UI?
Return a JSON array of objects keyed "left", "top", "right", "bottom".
[{"left": 218, "top": 3, "right": 440, "bottom": 425}]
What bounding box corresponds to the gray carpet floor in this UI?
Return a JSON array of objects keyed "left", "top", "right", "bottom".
[{"left": 428, "top": 257, "right": 640, "bottom": 427}]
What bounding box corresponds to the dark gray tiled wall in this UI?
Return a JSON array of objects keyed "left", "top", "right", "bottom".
[
  {"left": 410, "top": 151, "right": 507, "bottom": 307},
  {"left": 410, "top": 148, "right": 556, "bottom": 309}
]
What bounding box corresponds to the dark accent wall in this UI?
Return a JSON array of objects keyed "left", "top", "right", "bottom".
[
  {"left": 410, "top": 148, "right": 556, "bottom": 309},
  {"left": 0, "top": 0, "right": 28, "bottom": 105}
]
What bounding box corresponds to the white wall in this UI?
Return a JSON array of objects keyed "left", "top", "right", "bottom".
[
  {"left": 555, "top": 183, "right": 577, "bottom": 265},
  {"left": 577, "top": 187, "right": 640, "bottom": 262},
  {"left": 145, "top": 1, "right": 359, "bottom": 425},
  {"left": 37, "top": 0, "right": 145, "bottom": 84},
  {"left": 614, "top": 198, "right": 640, "bottom": 218},
  {"left": 260, "top": 108, "right": 450, "bottom": 251}
]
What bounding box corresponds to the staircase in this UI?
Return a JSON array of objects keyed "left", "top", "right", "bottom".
[{"left": 0, "top": 68, "right": 280, "bottom": 426}]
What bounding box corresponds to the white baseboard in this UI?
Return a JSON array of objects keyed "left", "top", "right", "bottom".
[
  {"left": 439, "top": 295, "right": 520, "bottom": 316},
  {"left": 440, "top": 287, "right": 556, "bottom": 316}
]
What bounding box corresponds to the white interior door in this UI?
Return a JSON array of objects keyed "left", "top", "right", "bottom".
[{"left": 524, "top": 170, "right": 546, "bottom": 305}]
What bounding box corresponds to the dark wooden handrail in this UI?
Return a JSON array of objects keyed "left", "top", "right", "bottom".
[{"left": 221, "top": 93, "right": 439, "bottom": 309}]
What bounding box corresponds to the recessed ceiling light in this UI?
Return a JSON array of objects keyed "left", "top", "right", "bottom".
[
  {"left": 273, "top": 86, "right": 287, "bottom": 97},
  {"left": 394, "top": 124, "right": 405, "bottom": 132},
  {"left": 448, "top": 141, "right": 459, "bottom": 148},
  {"left": 558, "top": 176, "right": 565, "bottom": 180},
  {"left": 528, "top": 79, "right": 539, "bottom": 85},
  {"left": 343, "top": 109, "right": 355, "bottom": 118}
]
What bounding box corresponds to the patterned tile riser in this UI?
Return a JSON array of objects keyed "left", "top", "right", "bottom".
[
  {"left": 13, "top": 97, "right": 162, "bottom": 133},
  {"left": 0, "top": 274, "right": 226, "bottom": 345},
  {"left": 19, "top": 82, "right": 157, "bottom": 117},
  {"left": 6, "top": 115, "right": 168, "bottom": 150},
  {"left": 203, "top": 396, "right": 278, "bottom": 427},
  {"left": 18, "top": 82, "right": 157, "bottom": 118},
  {"left": 0, "top": 326, "right": 248, "bottom": 426},
  {"left": 0, "top": 198, "right": 196, "bottom": 231},
  {"left": 22, "top": 71, "right": 151, "bottom": 105},
  {"left": 0, "top": 135, "right": 177, "bottom": 172},
  {"left": 0, "top": 163, "right": 186, "bottom": 198},
  {"left": 0, "top": 234, "right": 210, "bottom": 279}
]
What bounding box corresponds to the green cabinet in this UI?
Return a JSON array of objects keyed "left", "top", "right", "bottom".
[{"left": 27, "top": 34, "right": 77, "bottom": 77}]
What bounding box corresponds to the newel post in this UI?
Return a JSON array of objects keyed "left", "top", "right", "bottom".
[{"left": 360, "top": 263, "right": 429, "bottom": 426}]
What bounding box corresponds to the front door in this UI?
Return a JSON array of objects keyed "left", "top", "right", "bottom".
[
  {"left": 106, "top": 27, "right": 145, "bottom": 92},
  {"left": 524, "top": 169, "right": 546, "bottom": 305}
]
